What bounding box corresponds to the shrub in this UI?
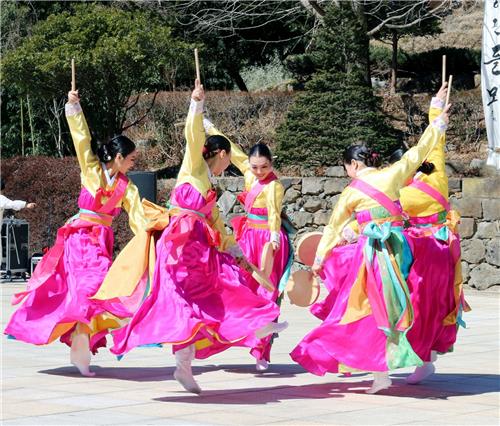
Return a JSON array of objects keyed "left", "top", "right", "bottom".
[{"left": 1, "top": 156, "right": 142, "bottom": 255}]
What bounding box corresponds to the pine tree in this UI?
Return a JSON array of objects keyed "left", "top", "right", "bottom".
[{"left": 276, "top": 3, "right": 400, "bottom": 169}]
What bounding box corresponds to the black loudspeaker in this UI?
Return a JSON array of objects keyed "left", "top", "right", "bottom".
[
  {"left": 1, "top": 218, "right": 29, "bottom": 273},
  {"left": 127, "top": 171, "right": 157, "bottom": 203}
]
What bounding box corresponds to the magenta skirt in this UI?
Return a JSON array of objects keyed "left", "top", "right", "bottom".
[
  {"left": 403, "top": 227, "right": 462, "bottom": 362},
  {"left": 235, "top": 214, "right": 290, "bottom": 362},
  {"left": 291, "top": 226, "right": 421, "bottom": 374},
  {"left": 5, "top": 225, "right": 115, "bottom": 353},
  {"left": 111, "top": 214, "right": 280, "bottom": 359}
]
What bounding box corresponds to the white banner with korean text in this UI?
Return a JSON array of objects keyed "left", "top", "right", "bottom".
[{"left": 482, "top": 0, "right": 500, "bottom": 170}]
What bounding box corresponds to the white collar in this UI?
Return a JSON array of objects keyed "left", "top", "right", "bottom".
[
  {"left": 205, "top": 161, "right": 216, "bottom": 185},
  {"left": 102, "top": 163, "right": 117, "bottom": 187},
  {"left": 356, "top": 167, "right": 376, "bottom": 177}
]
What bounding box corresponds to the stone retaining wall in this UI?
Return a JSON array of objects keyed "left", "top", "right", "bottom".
[{"left": 158, "top": 171, "right": 500, "bottom": 290}]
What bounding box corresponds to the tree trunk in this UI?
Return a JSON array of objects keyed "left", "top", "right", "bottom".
[
  {"left": 350, "top": 1, "right": 371, "bottom": 87},
  {"left": 227, "top": 68, "right": 248, "bottom": 92},
  {"left": 26, "top": 95, "right": 36, "bottom": 155},
  {"left": 20, "top": 97, "right": 25, "bottom": 156},
  {"left": 53, "top": 98, "right": 63, "bottom": 157},
  {"left": 390, "top": 30, "right": 398, "bottom": 95}
]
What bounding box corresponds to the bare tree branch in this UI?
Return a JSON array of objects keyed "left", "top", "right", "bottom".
[
  {"left": 300, "top": 0, "right": 326, "bottom": 20},
  {"left": 121, "top": 91, "right": 160, "bottom": 132}
]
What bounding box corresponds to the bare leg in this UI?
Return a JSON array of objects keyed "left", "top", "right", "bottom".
[
  {"left": 70, "top": 323, "right": 95, "bottom": 377},
  {"left": 255, "top": 321, "right": 288, "bottom": 339},
  {"left": 406, "top": 351, "right": 437, "bottom": 384},
  {"left": 174, "top": 345, "right": 201, "bottom": 394},
  {"left": 366, "top": 371, "right": 392, "bottom": 394}
]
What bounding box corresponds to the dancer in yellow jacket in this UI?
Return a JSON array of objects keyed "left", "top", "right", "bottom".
[
  {"left": 96, "top": 79, "right": 287, "bottom": 394},
  {"left": 5, "top": 88, "right": 146, "bottom": 377},
  {"left": 390, "top": 83, "right": 470, "bottom": 385},
  {"left": 291, "top": 100, "right": 450, "bottom": 394},
  {"left": 203, "top": 117, "right": 292, "bottom": 371}
]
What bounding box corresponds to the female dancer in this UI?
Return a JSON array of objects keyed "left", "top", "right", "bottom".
[
  {"left": 390, "top": 83, "right": 469, "bottom": 384},
  {"left": 102, "top": 80, "right": 286, "bottom": 394},
  {"left": 291, "top": 100, "right": 450, "bottom": 394},
  {"left": 5, "top": 89, "right": 146, "bottom": 377},
  {"left": 203, "top": 118, "right": 292, "bottom": 371}
]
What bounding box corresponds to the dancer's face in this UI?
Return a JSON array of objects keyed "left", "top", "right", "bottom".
[
  {"left": 249, "top": 156, "right": 272, "bottom": 181},
  {"left": 210, "top": 150, "right": 231, "bottom": 176},
  {"left": 114, "top": 150, "right": 138, "bottom": 174}
]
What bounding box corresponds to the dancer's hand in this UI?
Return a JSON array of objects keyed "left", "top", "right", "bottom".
[
  {"left": 436, "top": 82, "right": 447, "bottom": 103},
  {"left": 439, "top": 103, "right": 451, "bottom": 126},
  {"left": 271, "top": 241, "right": 279, "bottom": 251},
  {"left": 68, "top": 90, "right": 80, "bottom": 104},
  {"left": 236, "top": 256, "right": 253, "bottom": 274},
  {"left": 26, "top": 202, "right": 36, "bottom": 209},
  {"left": 191, "top": 79, "right": 204, "bottom": 102}
]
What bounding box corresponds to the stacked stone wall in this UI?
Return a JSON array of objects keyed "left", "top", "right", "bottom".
[{"left": 158, "top": 172, "right": 500, "bottom": 290}]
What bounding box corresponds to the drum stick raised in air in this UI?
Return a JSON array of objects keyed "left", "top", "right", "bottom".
[
  {"left": 446, "top": 75, "right": 453, "bottom": 105},
  {"left": 194, "top": 49, "right": 201, "bottom": 82},
  {"left": 71, "top": 58, "right": 76, "bottom": 91}
]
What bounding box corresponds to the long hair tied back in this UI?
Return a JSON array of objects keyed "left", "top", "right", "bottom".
[
  {"left": 203, "top": 135, "right": 231, "bottom": 160},
  {"left": 248, "top": 143, "right": 273, "bottom": 162},
  {"left": 92, "top": 135, "right": 136, "bottom": 163},
  {"left": 343, "top": 144, "right": 381, "bottom": 168}
]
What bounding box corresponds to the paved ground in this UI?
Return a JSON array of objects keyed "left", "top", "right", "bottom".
[{"left": 1, "top": 283, "right": 499, "bottom": 425}]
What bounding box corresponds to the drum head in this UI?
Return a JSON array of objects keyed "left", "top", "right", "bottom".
[
  {"left": 250, "top": 264, "right": 274, "bottom": 292},
  {"left": 286, "top": 270, "right": 320, "bottom": 307},
  {"left": 296, "top": 232, "right": 323, "bottom": 266}
]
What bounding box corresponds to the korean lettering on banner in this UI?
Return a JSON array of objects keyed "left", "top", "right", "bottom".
[{"left": 482, "top": 0, "right": 500, "bottom": 169}]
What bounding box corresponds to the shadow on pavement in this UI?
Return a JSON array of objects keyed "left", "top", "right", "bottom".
[
  {"left": 151, "top": 373, "right": 500, "bottom": 403},
  {"left": 38, "top": 363, "right": 307, "bottom": 381}
]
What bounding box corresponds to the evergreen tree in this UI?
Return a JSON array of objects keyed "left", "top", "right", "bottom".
[{"left": 275, "top": 3, "right": 400, "bottom": 169}]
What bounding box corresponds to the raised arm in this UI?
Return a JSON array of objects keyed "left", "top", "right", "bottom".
[
  {"left": 428, "top": 83, "right": 447, "bottom": 123},
  {"left": 65, "top": 90, "right": 99, "bottom": 173},
  {"left": 181, "top": 79, "right": 206, "bottom": 177},
  {"left": 426, "top": 84, "right": 447, "bottom": 174},
  {"left": 203, "top": 117, "right": 249, "bottom": 175},
  {"left": 389, "top": 105, "right": 450, "bottom": 183}
]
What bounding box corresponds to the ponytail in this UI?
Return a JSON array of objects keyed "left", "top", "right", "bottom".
[
  {"left": 92, "top": 134, "right": 136, "bottom": 163},
  {"left": 343, "top": 144, "right": 381, "bottom": 168},
  {"left": 203, "top": 135, "right": 231, "bottom": 160}
]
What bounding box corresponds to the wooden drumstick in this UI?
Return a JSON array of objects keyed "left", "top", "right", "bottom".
[
  {"left": 71, "top": 58, "right": 76, "bottom": 91},
  {"left": 446, "top": 75, "right": 452, "bottom": 105},
  {"left": 442, "top": 55, "right": 446, "bottom": 86},
  {"left": 194, "top": 48, "right": 201, "bottom": 82}
]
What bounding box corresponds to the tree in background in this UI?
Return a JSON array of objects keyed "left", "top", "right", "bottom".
[
  {"left": 366, "top": 1, "right": 442, "bottom": 93},
  {"left": 1, "top": 3, "right": 192, "bottom": 156},
  {"left": 275, "top": 3, "right": 400, "bottom": 169},
  {"left": 132, "top": 0, "right": 316, "bottom": 91}
]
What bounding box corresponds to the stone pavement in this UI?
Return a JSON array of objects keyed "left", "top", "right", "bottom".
[{"left": 1, "top": 283, "right": 499, "bottom": 425}]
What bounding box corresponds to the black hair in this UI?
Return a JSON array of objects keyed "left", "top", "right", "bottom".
[
  {"left": 248, "top": 143, "right": 273, "bottom": 163},
  {"left": 389, "top": 146, "right": 435, "bottom": 174},
  {"left": 388, "top": 147, "right": 405, "bottom": 164},
  {"left": 343, "top": 144, "right": 381, "bottom": 168},
  {"left": 92, "top": 135, "right": 136, "bottom": 163},
  {"left": 0, "top": 178, "right": 5, "bottom": 191},
  {"left": 203, "top": 134, "right": 231, "bottom": 160}
]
